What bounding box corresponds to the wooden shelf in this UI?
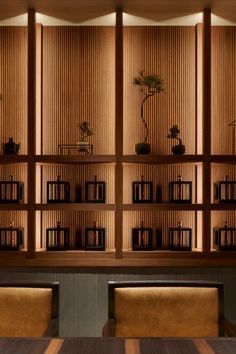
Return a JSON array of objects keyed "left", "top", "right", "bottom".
[
  {"left": 211, "top": 204, "right": 236, "bottom": 210},
  {"left": 35, "top": 155, "right": 116, "bottom": 164},
  {"left": 35, "top": 203, "right": 115, "bottom": 211},
  {"left": 0, "top": 155, "right": 28, "bottom": 164},
  {"left": 211, "top": 155, "right": 236, "bottom": 164},
  {"left": 123, "top": 250, "right": 203, "bottom": 259},
  {"left": 0, "top": 249, "right": 235, "bottom": 267},
  {"left": 122, "top": 155, "right": 204, "bottom": 164},
  {"left": 0, "top": 204, "right": 28, "bottom": 211},
  {"left": 123, "top": 204, "right": 203, "bottom": 211}
]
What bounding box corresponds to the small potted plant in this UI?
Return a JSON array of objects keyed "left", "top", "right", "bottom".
[
  {"left": 3, "top": 137, "right": 20, "bottom": 155},
  {"left": 77, "top": 121, "right": 94, "bottom": 152},
  {"left": 167, "top": 125, "right": 185, "bottom": 155},
  {"left": 134, "top": 71, "right": 165, "bottom": 154}
]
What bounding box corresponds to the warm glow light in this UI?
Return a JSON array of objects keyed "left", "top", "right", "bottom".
[
  {"left": 36, "top": 13, "right": 116, "bottom": 26},
  {"left": 0, "top": 14, "right": 27, "bottom": 25},
  {"left": 123, "top": 12, "right": 203, "bottom": 26},
  {"left": 211, "top": 14, "right": 236, "bottom": 25}
]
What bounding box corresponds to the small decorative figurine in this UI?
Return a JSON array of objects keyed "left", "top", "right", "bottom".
[
  {"left": 47, "top": 175, "right": 70, "bottom": 203},
  {"left": 169, "top": 175, "right": 192, "bottom": 203},
  {"left": 0, "top": 175, "right": 23, "bottom": 203},
  {"left": 85, "top": 175, "right": 106, "bottom": 203},
  {"left": 132, "top": 221, "right": 153, "bottom": 250},
  {"left": 132, "top": 175, "right": 153, "bottom": 203},
  {"left": 46, "top": 221, "right": 69, "bottom": 251},
  {"left": 2, "top": 137, "right": 20, "bottom": 155},
  {"left": 169, "top": 221, "right": 192, "bottom": 251},
  {"left": 0, "top": 221, "right": 24, "bottom": 251},
  {"left": 167, "top": 125, "right": 185, "bottom": 155},
  {"left": 218, "top": 176, "right": 236, "bottom": 203},
  {"left": 214, "top": 221, "right": 236, "bottom": 251},
  {"left": 85, "top": 221, "right": 105, "bottom": 251}
]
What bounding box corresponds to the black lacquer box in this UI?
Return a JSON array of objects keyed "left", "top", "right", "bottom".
[
  {"left": 169, "top": 222, "right": 192, "bottom": 251},
  {"left": 85, "top": 222, "right": 105, "bottom": 250}
]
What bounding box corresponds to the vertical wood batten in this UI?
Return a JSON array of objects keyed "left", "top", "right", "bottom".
[
  {"left": 202, "top": 8, "right": 211, "bottom": 253},
  {"left": 115, "top": 8, "right": 123, "bottom": 258},
  {"left": 27, "top": 8, "right": 36, "bottom": 256}
]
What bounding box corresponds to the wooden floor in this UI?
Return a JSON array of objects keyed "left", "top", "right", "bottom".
[{"left": 0, "top": 337, "right": 235, "bottom": 354}]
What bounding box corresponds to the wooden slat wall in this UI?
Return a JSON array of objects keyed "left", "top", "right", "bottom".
[
  {"left": 0, "top": 211, "right": 27, "bottom": 249},
  {"left": 0, "top": 27, "right": 27, "bottom": 154},
  {"left": 42, "top": 26, "right": 115, "bottom": 155},
  {"left": 123, "top": 211, "right": 198, "bottom": 250},
  {"left": 123, "top": 26, "right": 196, "bottom": 155},
  {"left": 36, "top": 163, "right": 115, "bottom": 203},
  {"left": 123, "top": 163, "right": 202, "bottom": 203},
  {"left": 212, "top": 26, "right": 236, "bottom": 154},
  {"left": 0, "top": 163, "right": 28, "bottom": 202},
  {"left": 39, "top": 210, "right": 114, "bottom": 251},
  {"left": 211, "top": 164, "right": 236, "bottom": 202}
]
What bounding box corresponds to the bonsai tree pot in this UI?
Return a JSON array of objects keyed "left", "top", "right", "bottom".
[
  {"left": 172, "top": 143, "right": 185, "bottom": 155},
  {"left": 135, "top": 142, "right": 151, "bottom": 155}
]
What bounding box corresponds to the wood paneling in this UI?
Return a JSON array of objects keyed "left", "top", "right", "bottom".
[
  {"left": 212, "top": 26, "right": 236, "bottom": 154},
  {"left": 123, "top": 163, "right": 202, "bottom": 204},
  {"left": 37, "top": 210, "right": 115, "bottom": 251},
  {"left": 0, "top": 26, "right": 27, "bottom": 154},
  {"left": 123, "top": 26, "right": 196, "bottom": 155},
  {"left": 123, "top": 211, "right": 200, "bottom": 250},
  {"left": 36, "top": 163, "right": 115, "bottom": 204},
  {"left": 42, "top": 26, "right": 115, "bottom": 155}
]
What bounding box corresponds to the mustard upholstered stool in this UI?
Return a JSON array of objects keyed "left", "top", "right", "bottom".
[
  {"left": 0, "top": 281, "right": 59, "bottom": 337},
  {"left": 103, "top": 280, "right": 236, "bottom": 337}
]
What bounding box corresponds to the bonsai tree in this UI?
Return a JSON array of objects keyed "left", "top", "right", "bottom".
[
  {"left": 77, "top": 121, "right": 94, "bottom": 143},
  {"left": 134, "top": 71, "right": 165, "bottom": 154},
  {"left": 167, "top": 125, "right": 185, "bottom": 155}
]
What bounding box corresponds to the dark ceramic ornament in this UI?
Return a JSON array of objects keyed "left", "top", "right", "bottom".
[
  {"left": 3, "top": 137, "right": 20, "bottom": 155},
  {"left": 135, "top": 142, "right": 151, "bottom": 155},
  {"left": 172, "top": 142, "right": 185, "bottom": 155}
]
